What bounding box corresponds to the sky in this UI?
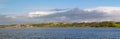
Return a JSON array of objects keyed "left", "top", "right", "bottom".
[
  {"left": 1, "top": 0, "right": 120, "bottom": 15},
  {"left": 1, "top": 0, "right": 120, "bottom": 24}
]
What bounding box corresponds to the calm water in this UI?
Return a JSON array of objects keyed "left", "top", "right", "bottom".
[{"left": 0, "top": 28, "right": 120, "bottom": 39}]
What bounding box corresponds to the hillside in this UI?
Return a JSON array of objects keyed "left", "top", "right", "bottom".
[{"left": 1, "top": 21, "right": 120, "bottom": 28}]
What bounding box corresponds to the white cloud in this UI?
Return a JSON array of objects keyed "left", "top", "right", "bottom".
[
  {"left": 28, "top": 11, "right": 55, "bottom": 17},
  {"left": 84, "top": 7, "right": 120, "bottom": 14},
  {"left": 84, "top": 7, "right": 120, "bottom": 21},
  {"left": 29, "top": 7, "right": 120, "bottom": 22},
  {"left": 28, "top": 10, "right": 67, "bottom": 18},
  {"left": 1, "top": 6, "right": 120, "bottom": 24}
]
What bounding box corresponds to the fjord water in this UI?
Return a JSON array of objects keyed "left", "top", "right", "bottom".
[{"left": 0, "top": 28, "right": 120, "bottom": 39}]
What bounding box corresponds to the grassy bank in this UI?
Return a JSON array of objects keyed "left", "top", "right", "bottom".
[{"left": 1, "top": 21, "right": 120, "bottom": 28}]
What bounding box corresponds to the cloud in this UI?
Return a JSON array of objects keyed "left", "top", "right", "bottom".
[
  {"left": 84, "top": 7, "right": 120, "bottom": 21},
  {"left": 28, "top": 7, "right": 120, "bottom": 22},
  {"left": 0, "top": 14, "right": 14, "bottom": 24},
  {"left": 0, "top": 15, "right": 11, "bottom": 20},
  {"left": 1, "top": 6, "right": 120, "bottom": 24},
  {"left": 0, "top": 14, "right": 43, "bottom": 25},
  {"left": 28, "top": 10, "right": 67, "bottom": 18},
  {"left": 84, "top": 7, "right": 120, "bottom": 16},
  {"left": 28, "top": 11, "right": 55, "bottom": 17}
]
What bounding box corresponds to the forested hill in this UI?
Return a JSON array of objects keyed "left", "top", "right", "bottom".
[{"left": 1, "top": 21, "right": 120, "bottom": 28}]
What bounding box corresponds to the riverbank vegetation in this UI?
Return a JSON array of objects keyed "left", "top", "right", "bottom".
[{"left": 1, "top": 21, "right": 120, "bottom": 28}]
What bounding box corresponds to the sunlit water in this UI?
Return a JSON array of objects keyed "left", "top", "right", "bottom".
[{"left": 0, "top": 28, "right": 120, "bottom": 39}]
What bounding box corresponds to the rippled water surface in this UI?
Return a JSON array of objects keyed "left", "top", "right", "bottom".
[{"left": 0, "top": 28, "right": 120, "bottom": 39}]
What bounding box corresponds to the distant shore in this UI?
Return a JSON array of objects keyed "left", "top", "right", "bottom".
[{"left": 1, "top": 21, "right": 120, "bottom": 28}]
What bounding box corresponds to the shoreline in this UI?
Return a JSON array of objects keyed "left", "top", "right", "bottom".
[{"left": 1, "top": 21, "right": 120, "bottom": 28}]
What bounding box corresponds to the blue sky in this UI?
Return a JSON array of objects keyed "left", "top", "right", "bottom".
[{"left": 0, "top": 0, "right": 120, "bottom": 15}]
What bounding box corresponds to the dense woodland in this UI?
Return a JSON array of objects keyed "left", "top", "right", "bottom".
[{"left": 1, "top": 21, "right": 120, "bottom": 28}]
